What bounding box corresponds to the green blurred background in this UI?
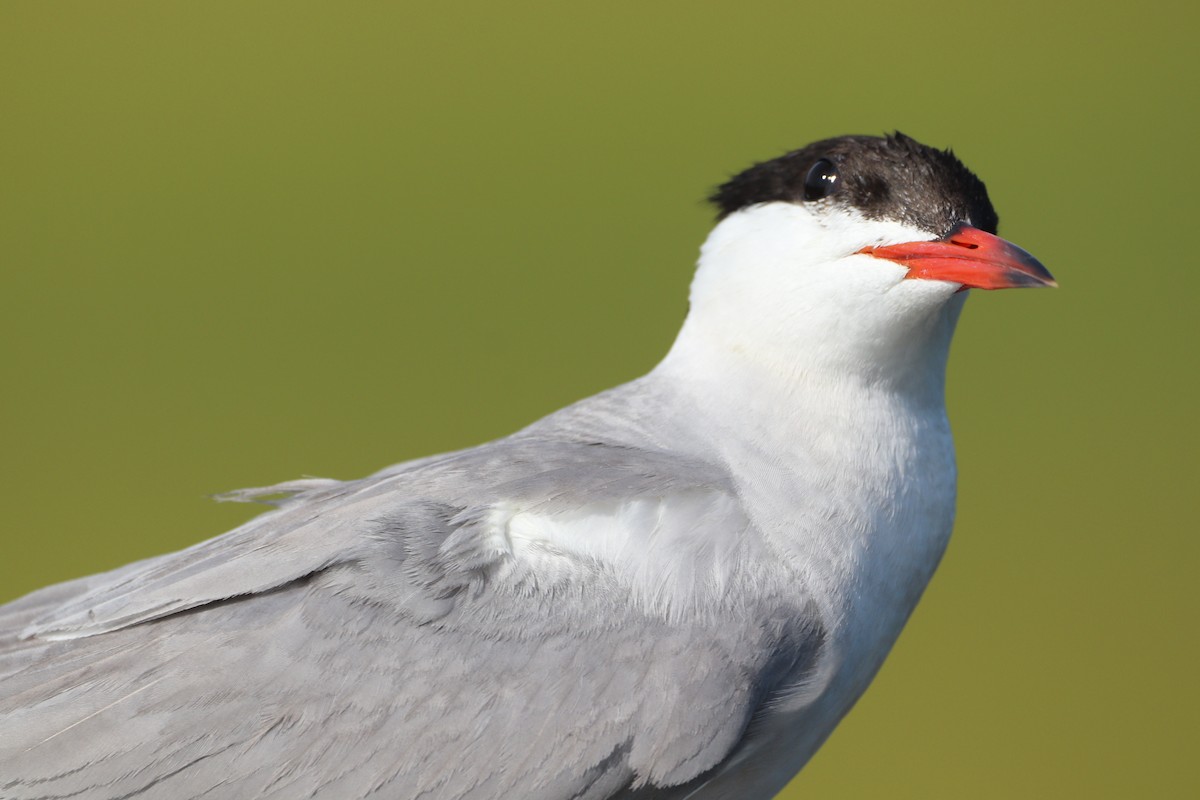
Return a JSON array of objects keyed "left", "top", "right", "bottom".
[{"left": 1, "top": 1, "right": 1195, "bottom": 797}]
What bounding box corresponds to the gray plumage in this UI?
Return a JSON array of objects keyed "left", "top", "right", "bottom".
[
  {"left": 1, "top": 381, "right": 823, "bottom": 799},
  {"left": 0, "top": 134, "right": 1050, "bottom": 799}
]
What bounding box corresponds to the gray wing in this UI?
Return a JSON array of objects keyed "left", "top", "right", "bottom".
[{"left": 0, "top": 439, "right": 823, "bottom": 800}]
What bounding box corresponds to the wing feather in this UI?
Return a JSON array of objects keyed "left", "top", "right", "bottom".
[{"left": 0, "top": 438, "right": 824, "bottom": 799}]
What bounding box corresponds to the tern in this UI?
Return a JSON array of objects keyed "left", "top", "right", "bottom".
[{"left": 0, "top": 132, "right": 1054, "bottom": 799}]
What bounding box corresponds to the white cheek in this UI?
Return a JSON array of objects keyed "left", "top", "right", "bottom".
[
  {"left": 811, "top": 206, "right": 933, "bottom": 251},
  {"left": 693, "top": 204, "right": 940, "bottom": 319},
  {"left": 675, "top": 202, "right": 963, "bottom": 378}
]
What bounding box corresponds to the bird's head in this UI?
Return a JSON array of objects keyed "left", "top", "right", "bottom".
[{"left": 674, "top": 133, "right": 1054, "bottom": 389}]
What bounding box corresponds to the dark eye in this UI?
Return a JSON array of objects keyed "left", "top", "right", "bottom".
[{"left": 803, "top": 158, "right": 838, "bottom": 201}]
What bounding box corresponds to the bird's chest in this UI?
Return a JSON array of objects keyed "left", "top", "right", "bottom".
[
  {"left": 692, "top": 413, "right": 956, "bottom": 796},
  {"left": 731, "top": 404, "right": 957, "bottom": 687}
]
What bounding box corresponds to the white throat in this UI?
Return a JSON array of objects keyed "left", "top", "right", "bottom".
[
  {"left": 652, "top": 201, "right": 966, "bottom": 625},
  {"left": 665, "top": 202, "right": 966, "bottom": 392}
]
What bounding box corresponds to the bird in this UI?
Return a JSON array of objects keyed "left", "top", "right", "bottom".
[{"left": 0, "top": 132, "right": 1054, "bottom": 799}]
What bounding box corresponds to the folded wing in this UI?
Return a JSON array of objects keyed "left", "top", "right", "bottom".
[{"left": 0, "top": 439, "right": 823, "bottom": 799}]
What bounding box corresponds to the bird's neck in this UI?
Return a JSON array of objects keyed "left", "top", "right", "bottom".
[
  {"left": 656, "top": 292, "right": 962, "bottom": 423},
  {"left": 651, "top": 301, "right": 961, "bottom": 625}
]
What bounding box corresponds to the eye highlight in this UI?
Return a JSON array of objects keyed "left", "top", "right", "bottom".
[{"left": 803, "top": 158, "right": 838, "bottom": 201}]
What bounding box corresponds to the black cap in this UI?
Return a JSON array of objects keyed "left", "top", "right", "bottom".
[{"left": 709, "top": 133, "right": 999, "bottom": 236}]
